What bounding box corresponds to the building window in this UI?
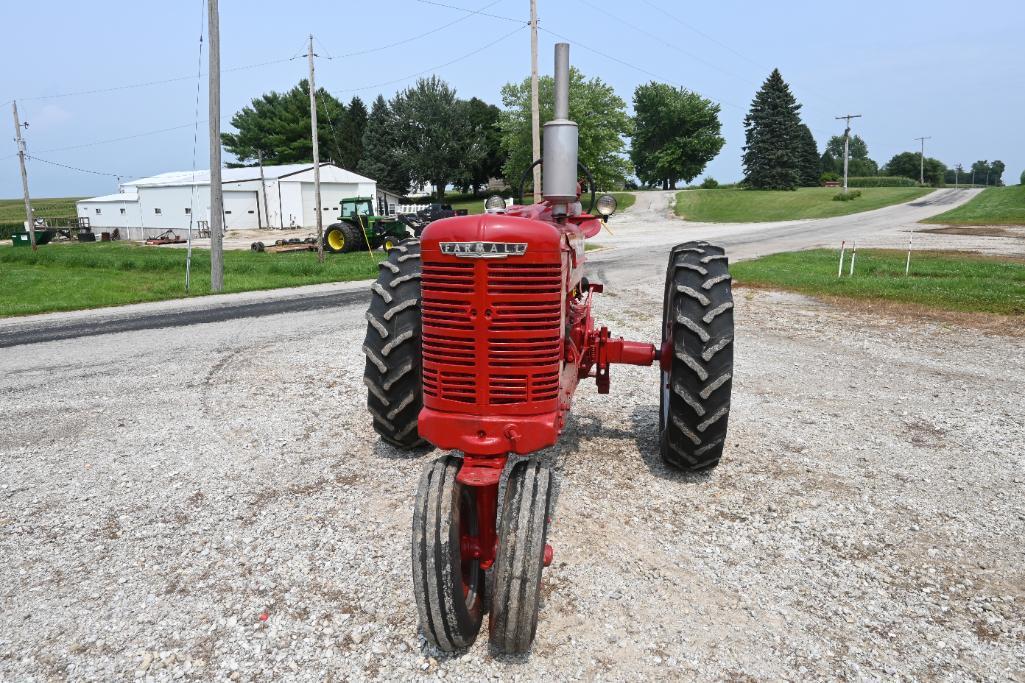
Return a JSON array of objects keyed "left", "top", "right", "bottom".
[
  {"left": 248, "top": 210, "right": 255, "bottom": 214},
  {"left": 120, "top": 208, "right": 126, "bottom": 215},
  {"left": 185, "top": 207, "right": 191, "bottom": 215},
  {"left": 154, "top": 208, "right": 162, "bottom": 215},
  {"left": 224, "top": 210, "right": 232, "bottom": 215},
  {"left": 95, "top": 208, "right": 102, "bottom": 215}
]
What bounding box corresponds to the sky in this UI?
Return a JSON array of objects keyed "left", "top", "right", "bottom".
[{"left": 1, "top": 0, "right": 1022, "bottom": 198}]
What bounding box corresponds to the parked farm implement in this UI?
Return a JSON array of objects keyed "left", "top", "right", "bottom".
[{"left": 361, "top": 45, "right": 734, "bottom": 653}]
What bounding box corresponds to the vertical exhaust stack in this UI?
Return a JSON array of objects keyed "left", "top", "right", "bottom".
[{"left": 542, "top": 43, "right": 578, "bottom": 215}]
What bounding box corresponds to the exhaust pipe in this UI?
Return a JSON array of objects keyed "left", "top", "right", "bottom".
[{"left": 542, "top": 43, "right": 578, "bottom": 211}]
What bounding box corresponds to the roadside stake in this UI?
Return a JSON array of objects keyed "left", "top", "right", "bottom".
[
  {"left": 905, "top": 234, "right": 913, "bottom": 276},
  {"left": 838, "top": 240, "right": 846, "bottom": 277},
  {"left": 849, "top": 241, "right": 857, "bottom": 276}
]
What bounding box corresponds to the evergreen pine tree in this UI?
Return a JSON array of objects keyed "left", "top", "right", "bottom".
[
  {"left": 797, "top": 124, "right": 820, "bottom": 186},
  {"left": 742, "top": 69, "right": 803, "bottom": 190},
  {"left": 357, "top": 95, "right": 410, "bottom": 192},
  {"left": 337, "top": 96, "right": 368, "bottom": 170}
]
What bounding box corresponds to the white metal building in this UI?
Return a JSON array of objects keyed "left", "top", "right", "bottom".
[{"left": 76, "top": 163, "right": 384, "bottom": 239}]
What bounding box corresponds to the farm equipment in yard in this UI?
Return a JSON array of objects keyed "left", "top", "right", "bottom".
[
  {"left": 323, "top": 196, "right": 411, "bottom": 253},
  {"left": 251, "top": 237, "right": 318, "bottom": 253},
  {"left": 361, "top": 44, "right": 734, "bottom": 653}
]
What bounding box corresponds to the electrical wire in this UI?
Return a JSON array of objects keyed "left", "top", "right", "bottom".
[
  {"left": 334, "top": 24, "right": 526, "bottom": 93},
  {"left": 14, "top": 56, "right": 302, "bottom": 103},
  {"left": 26, "top": 155, "right": 126, "bottom": 177},
  {"left": 36, "top": 122, "right": 203, "bottom": 154},
  {"left": 573, "top": 0, "right": 757, "bottom": 89},
  {"left": 413, "top": 0, "right": 523, "bottom": 24}
]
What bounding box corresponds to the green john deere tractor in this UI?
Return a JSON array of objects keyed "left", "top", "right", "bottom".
[{"left": 323, "top": 196, "right": 410, "bottom": 253}]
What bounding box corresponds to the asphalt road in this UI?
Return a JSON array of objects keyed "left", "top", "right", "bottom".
[{"left": 0, "top": 188, "right": 981, "bottom": 349}]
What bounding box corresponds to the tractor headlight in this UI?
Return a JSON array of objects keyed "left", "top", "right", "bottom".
[
  {"left": 485, "top": 195, "right": 506, "bottom": 212},
  {"left": 595, "top": 194, "right": 618, "bottom": 217}
]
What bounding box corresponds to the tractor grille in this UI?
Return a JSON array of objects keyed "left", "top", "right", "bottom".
[{"left": 421, "top": 260, "right": 563, "bottom": 407}]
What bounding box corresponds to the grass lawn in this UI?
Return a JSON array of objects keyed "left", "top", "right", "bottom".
[
  {"left": 731, "top": 249, "right": 1025, "bottom": 315},
  {"left": 921, "top": 185, "right": 1025, "bottom": 225},
  {"left": 445, "top": 192, "right": 636, "bottom": 215},
  {"left": 0, "top": 242, "right": 385, "bottom": 317},
  {"left": 674, "top": 187, "right": 933, "bottom": 223},
  {"left": 0, "top": 196, "right": 83, "bottom": 222}
]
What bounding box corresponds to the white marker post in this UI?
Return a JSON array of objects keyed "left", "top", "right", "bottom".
[
  {"left": 905, "top": 235, "right": 913, "bottom": 276},
  {"left": 838, "top": 240, "right": 846, "bottom": 277},
  {"left": 849, "top": 241, "right": 857, "bottom": 276}
]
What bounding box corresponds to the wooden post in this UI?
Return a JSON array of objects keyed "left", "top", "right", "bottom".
[
  {"left": 308, "top": 34, "right": 324, "bottom": 262},
  {"left": 208, "top": 0, "right": 224, "bottom": 291},
  {"left": 258, "top": 149, "right": 271, "bottom": 229},
  {"left": 11, "top": 101, "right": 36, "bottom": 250}
]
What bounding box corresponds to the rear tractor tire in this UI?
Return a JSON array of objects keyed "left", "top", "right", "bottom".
[
  {"left": 489, "top": 459, "right": 553, "bottom": 654},
  {"left": 659, "top": 241, "right": 734, "bottom": 472},
  {"left": 361, "top": 238, "right": 425, "bottom": 449},
  {"left": 413, "top": 456, "right": 485, "bottom": 651}
]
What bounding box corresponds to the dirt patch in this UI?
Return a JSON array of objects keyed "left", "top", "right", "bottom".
[
  {"left": 733, "top": 283, "right": 1025, "bottom": 336},
  {"left": 917, "top": 225, "right": 1025, "bottom": 239}
]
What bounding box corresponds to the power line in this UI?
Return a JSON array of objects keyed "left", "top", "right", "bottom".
[
  {"left": 637, "top": 0, "right": 760, "bottom": 67},
  {"left": 324, "top": 1, "right": 510, "bottom": 61},
  {"left": 573, "top": 0, "right": 757, "bottom": 89},
  {"left": 334, "top": 24, "right": 526, "bottom": 94},
  {"left": 35, "top": 122, "right": 203, "bottom": 153},
  {"left": 413, "top": 0, "right": 523, "bottom": 24},
  {"left": 26, "top": 154, "right": 127, "bottom": 178},
  {"left": 13, "top": 55, "right": 303, "bottom": 103}
]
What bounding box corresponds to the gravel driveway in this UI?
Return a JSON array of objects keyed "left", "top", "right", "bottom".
[{"left": 2, "top": 192, "right": 1023, "bottom": 680}]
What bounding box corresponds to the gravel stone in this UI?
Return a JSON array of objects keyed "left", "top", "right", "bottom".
[{"left": 1, "top": 190, "right": 1022, "bottom": 679}]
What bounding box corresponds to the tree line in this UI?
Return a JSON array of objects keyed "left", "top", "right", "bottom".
[
  {"left": 740, "top": 69, "right": 1007, "bottom": 189},
  {"left": 222, "top": 71, "right": 724, "bottom": 198},
  {"left": 223, "top": 69, "right": 1009, "bottom": 198}
]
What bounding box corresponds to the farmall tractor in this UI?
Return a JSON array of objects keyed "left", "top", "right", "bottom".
[{"left": 361, "top": 44, "right": 734, "bottom": 653}]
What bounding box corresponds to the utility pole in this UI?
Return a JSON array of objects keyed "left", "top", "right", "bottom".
[
  {"left": 530, "top": 0, "right": 541, "bottom": 203},
  {"left": 11, "top": 101, "right": 36, "bottom": 250},
  {"left": 257, "top": 149, "right": 270, "bottom": 228},
  {"left": 914, "top": 136, "right": 931, "bottom": 185},
  {"left": 834, "top": 113, "right": 861, "bottom": 193},
  {"left": 208, "top": 0, "right": 224, "bottom": 292},
  {"left": 307, "top": 34, "right": 324, "bottom": 262}
]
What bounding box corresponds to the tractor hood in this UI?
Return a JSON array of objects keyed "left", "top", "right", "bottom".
[{"left": 420, "top": 214, "right": 563, "bottom": 259}]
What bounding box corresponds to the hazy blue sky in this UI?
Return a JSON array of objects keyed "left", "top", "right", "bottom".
[{"left": 2, "top": 0, "right": 1022, "bottom": 198}]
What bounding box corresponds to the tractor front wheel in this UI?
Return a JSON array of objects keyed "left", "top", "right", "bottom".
[
  {"left": 362, "top": 238, "right": 424, "bottom": 448},
  {"left": 488, "top": 459, "right": 553, "bottom": 654},
  {"left": 413, "top": 456, "right": 485, "bottom": 651},
  {"left": 659, "top": 241, "right": 734, "bottom": 471}
]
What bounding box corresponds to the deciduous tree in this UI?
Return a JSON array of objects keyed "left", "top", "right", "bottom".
[
  {"left": 390, "top": 77, "right": 480, "bottom": 198},
  {"left": 453, "top": 98, "right": 504, "bottom": 194},
  {"left": 630, "top": 82, "right": 724, "bottom": 190},
  {"left": 882, "top": 151, "right": 946, "bottom": 185},
  {"left": 500, "top": 67, "right": 632, "bottom": 191}
]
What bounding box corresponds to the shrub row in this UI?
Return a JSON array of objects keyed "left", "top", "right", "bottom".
[
  {"left": 845, "top": 176, "right": 919, "bottom": 188},
  {"left": 833, "top": 190, "right": 863, "bottom": 201}
]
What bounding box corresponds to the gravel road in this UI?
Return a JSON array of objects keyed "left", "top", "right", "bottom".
[{"left": 2, "top": 192, "right": 1023, "bottom": 680}]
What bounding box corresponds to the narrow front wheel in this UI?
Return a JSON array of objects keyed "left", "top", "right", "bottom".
[
  {"left": 412, "top": 456, "right": 485, "bottom": 651},
  {"left": 488, "top": 459, "right": 553, "bottom": 654}
]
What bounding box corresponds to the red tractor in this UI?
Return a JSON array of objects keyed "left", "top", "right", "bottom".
[{"left": 361, "top": 44, "right": 734, "bottom": 653}]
